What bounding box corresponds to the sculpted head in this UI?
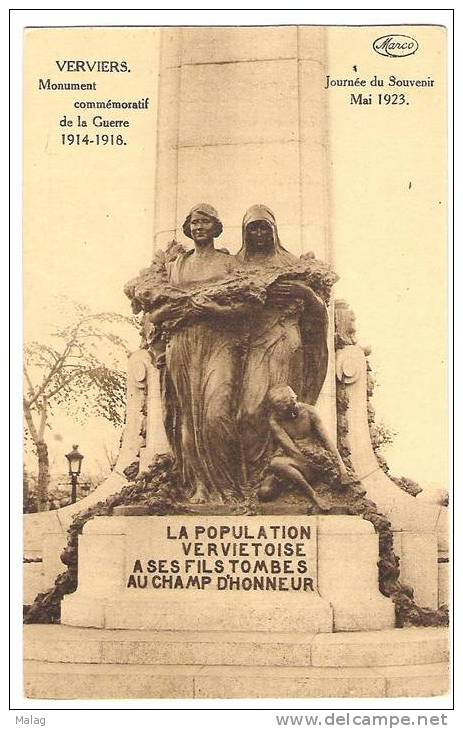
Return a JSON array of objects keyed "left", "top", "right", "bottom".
[
  {"left": 267, "top": 385, "right": 299, "bottom": 419},
  {"left": 245, "top": 219, "right": 274, "bottom": 253},
  {"left": 182, "top": 203, "right": 223, "bottom": 243},
  {"left": 242, "top": 204, "right": 277, "bottom": 256}
]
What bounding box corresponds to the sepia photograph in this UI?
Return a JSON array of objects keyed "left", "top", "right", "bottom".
[{"left": 13, "top": 9, "right": 453, "bottom": 712}]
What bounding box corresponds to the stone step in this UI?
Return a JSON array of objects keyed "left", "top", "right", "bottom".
[
  {"left": 24, "top": 660, "right": 449, "bottom": 699},
  {"left": 24, "top": 625, "right": 448, "bottom": 667}
]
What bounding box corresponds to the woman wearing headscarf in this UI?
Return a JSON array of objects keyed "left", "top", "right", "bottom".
[
  {"left": 236, "top": 204, "right": 329, "bottom": 481},
  {"left": 149, "top": 203, "right": 244, "bottom": 504}
]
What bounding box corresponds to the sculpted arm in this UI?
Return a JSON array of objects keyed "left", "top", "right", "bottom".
[
  {"left": 269, "top": 280, "right": 325, "bottom": 310},
  {"left": 215, "top": 300, "right": 261, "bottom": 317},
  {"left": 191, "top": 298, "right": 243, "bottom": 317},
  {"left": 292, "top": 281, "right": 325, "bottom": 309},
  {"left": 269, "top": 415, "right": 304, "bottom": 460},
  {"left": 148, "top": 301, "right": 184, "bottom": 325}
]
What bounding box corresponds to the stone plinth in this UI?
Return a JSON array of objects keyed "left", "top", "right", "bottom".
[
  {"left": 25, "top": 660, "right": 449, "bottom": 699},
  {"left": 24, "top": 624, "right": 449, "bottom": 699},
  {"left": 61, "top": 515, "right": 394, "bottom": 632},
  {"left": 62, "top": 591, "right": 333, "bottom": 633}
]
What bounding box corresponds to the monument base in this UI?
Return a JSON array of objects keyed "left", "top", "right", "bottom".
[
  {"left": 62, "top": 591, "right": 333, "bottom": 632},
  {"left": 24, "top": 625, "right": 449, "bottom": 699},
  {"left": 60, "top": 514, "right": 395, "bottom": 633}
]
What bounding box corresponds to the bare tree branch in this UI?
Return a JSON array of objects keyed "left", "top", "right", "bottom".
[
  {"left": 26, "top": 338, "right": 75, "bottom": 408},
  {"left": 38, "top": 396, "right": 48, "bottom": 441},
  {"left": 23, "top": 400, "right": 39, "bottom": 445},
  {"left": 23, "top": 366, "right": 36, "bottom": 400},
  {"left": 44, "top": 370, "right": 83, "bottom": 402}
]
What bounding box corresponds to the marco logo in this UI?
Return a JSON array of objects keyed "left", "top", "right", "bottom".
[{"left": 373, "top": 35, "right": 419, "bottom": 58}]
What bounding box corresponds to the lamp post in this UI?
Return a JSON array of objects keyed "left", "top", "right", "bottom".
[{"left": 65, "top": 445, "right": 84, "bottom": 504}]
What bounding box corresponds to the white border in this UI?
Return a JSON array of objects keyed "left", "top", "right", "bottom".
[{"left": 7, "top": 5, "right": 460, "bottom": 725}]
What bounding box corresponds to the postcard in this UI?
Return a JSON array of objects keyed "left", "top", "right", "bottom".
[{"left": 19, "top": 18, "right": 450, "bottom": 707}]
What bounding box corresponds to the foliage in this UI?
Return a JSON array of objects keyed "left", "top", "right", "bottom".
[
  {"left": 24, "top": 303, "right": 135, "bottom": 427},
  {"left": 369, "top": 421, "right": 397, "bottom": 451},
  {"left": 24, "top": 480, "right": 97, "bottom": 513},
  {"left": 23, "top": 299, "right": 137, "bottom": 510},
  {"left": 365, "top": 364, "right": 423, "bottom": 497},
  {"left": 124, "top": 241, "right": 338, "bottom": 323}
]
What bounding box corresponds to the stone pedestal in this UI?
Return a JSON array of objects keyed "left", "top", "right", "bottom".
[
  {"left": 317, "top": 517, "right": 394, "bottom": 631},
  {"left": 61, "top": 515, "right": 394, "bottom": 632},
  {"left": 24, "top": 623, "right": 449, "bottom": 699}
]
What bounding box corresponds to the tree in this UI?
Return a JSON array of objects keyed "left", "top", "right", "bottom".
[{"left": 23, "top": 301, "right": 137, "bottom": 511}]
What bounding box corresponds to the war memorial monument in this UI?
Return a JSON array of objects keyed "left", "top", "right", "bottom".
[{"left": 23, "top": 26, "right": 449, "bottom": 700}]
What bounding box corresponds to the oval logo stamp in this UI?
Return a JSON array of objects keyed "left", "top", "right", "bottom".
[{"left": 373, "top": 35, "right": 419, "bottom": 58}]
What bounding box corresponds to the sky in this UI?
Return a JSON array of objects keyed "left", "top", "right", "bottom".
[{"left": 328, "top": 26, "right": 447, "bottom": 491}]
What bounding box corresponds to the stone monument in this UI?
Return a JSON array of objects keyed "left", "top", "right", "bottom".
[{"left": 24, "top": 26, "right": 448, "bottom": 700}]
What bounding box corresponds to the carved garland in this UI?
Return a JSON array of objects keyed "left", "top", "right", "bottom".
[{"left": 24, "top": 454, "right": 448, "bottom": 627}]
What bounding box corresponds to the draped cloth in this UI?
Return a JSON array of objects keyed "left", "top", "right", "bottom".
[
  {"left": 236, "top": 205, "right": 329, "bottom": 480},
  {"left": 163, "top": 250, "right": 243, "bottom": 502}
]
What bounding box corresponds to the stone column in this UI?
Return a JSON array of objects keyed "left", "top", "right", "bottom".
[
  {"left": 154, "top": 26, "right": 331, "bottom": 259},
  {"left": 153, "top": 26, "right": 336, "bottom": 434},
  {"left": 152, "top": 30, "right": 182, "bottom": 249}
]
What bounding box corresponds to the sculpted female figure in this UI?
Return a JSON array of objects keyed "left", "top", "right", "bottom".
[
  {"left": 236, "top": 204, "right": 329, "bottom": 481},
  {"left": 149, "top": 204, "right": 244, "bottom": 504}
]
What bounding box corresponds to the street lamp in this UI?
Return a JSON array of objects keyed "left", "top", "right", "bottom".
[{"left": 65, "top": 445, "right": 84, "bottom": 504}]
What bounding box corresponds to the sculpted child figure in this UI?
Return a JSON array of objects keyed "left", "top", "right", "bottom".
[{"left": 259, "top": 385, "right": 351, "bottom": 511}]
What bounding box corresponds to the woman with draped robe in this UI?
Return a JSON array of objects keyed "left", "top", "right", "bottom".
[
  {"left": 236, "top": 204, "right": 329, "bottom": 481},
  {"left": 150, "top": 204, "right": 244, "bottom": 504}
]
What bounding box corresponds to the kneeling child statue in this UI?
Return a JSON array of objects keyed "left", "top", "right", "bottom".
[{"left": 258, "top": 385, "right": 351, "bottom": 511}]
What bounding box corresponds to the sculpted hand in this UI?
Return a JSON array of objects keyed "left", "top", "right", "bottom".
[
  {"left": 191, "top": 297, "right": 230, "bottom": 316},
  {"left": 285, "top": 444, "right": 306, "bottom": 461},
  {"left": 272, "top": 280, "right": 323, "bottom": 307},
  {"left": 267, "top": 282, "right": 295, "bottom": 306},
  {"left": 268, "top": 281, "right": 315, "bottom": 306}
]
